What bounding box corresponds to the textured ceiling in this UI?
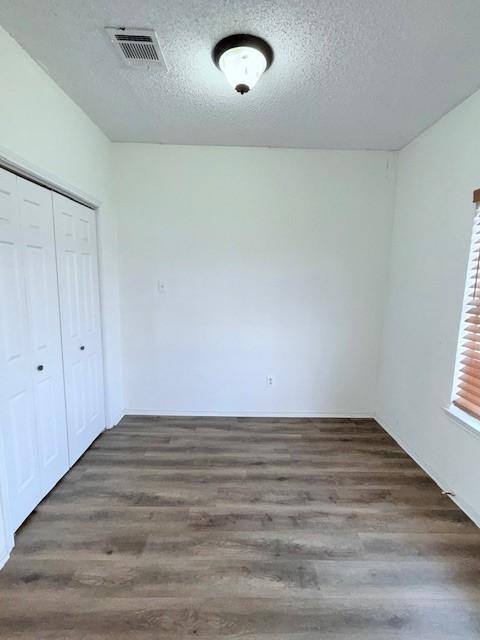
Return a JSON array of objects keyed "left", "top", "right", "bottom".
[{"left": 1, "top": 0, "right": 480, "bottom": 150}]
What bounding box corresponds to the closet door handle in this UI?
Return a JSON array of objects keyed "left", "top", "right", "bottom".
[
  {"left": 37, "top": 365, "right": 44, "bottom": 372},
  {"left": 80, "top": 345, "right": 85, "bottom": 351}
]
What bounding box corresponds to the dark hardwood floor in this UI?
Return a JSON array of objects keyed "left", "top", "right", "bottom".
[{"left": 1, "top": 416, "right": 479, "bottom": 639}]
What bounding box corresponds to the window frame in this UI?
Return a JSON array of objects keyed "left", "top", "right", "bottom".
[{"left": 447, "top": 193, "right": 480, "bottom": 436}]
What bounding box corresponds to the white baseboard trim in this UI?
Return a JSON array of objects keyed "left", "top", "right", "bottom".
[
  {"left": 123, "top": 408, "right": 374, "bottom": 419},
  {"left": 375, "top": 413, "right": 480, "bottom": 528}
]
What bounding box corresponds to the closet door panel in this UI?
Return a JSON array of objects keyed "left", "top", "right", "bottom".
[
  {"left": 53, "top": 194, "right": 105, "bottom": 465},
  {"left": 0, "top": 168, "right": 41, "bottom": 531},
  {"left": 77, "top": 206, "right": 104, "bottom": 433},
  {"left": 17, "top": 178, "right": 69, "bottom": 496},
  {"left": 54, "top": 196, "right": 87, "bottom": 461}
]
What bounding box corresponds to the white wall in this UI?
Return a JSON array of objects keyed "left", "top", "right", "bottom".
[
  {"left": 377, "top": 89, "right": 480, "bottom": 526},
  {"left": 113, "top": 144, "right": 396, "bottom": 417},
  {"left": 0, "top": 25, "right": 123, "bottom": 427}
]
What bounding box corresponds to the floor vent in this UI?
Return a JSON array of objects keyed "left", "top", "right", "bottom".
[{"left": 106, "top": 28, "right": 167, "bottom": 70}]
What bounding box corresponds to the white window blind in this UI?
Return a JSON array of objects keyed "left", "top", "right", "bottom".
[{"left": 453, "top": 191, "right": 480, "bottom": 419}]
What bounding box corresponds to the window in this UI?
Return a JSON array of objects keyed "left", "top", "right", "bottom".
[{"left": 452, "top": 189, "right": 480, "bottom": 419}]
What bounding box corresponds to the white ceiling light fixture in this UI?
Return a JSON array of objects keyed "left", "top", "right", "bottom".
[{"left": 213, "top": 34, "right": 274, "bottom": 95}]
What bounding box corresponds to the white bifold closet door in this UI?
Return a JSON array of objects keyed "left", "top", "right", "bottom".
[
  {"left": 53, "top": 193, "right": 105, "bottom": 465},
  {"left": 0, "top": 169, "right": 69, "bottom": 531}
]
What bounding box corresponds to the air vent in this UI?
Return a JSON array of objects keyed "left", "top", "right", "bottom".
[{"left": 106, "top": 28, "right": 167, "bottom": 70}]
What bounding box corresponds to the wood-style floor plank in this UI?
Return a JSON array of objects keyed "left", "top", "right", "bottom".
[{"left": 0, "top": 416, "right": 479, "bottom": 639}]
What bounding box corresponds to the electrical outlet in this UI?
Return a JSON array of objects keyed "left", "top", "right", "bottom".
[{"left": 266, "top": 375, "right": 274, "bottom": 387}]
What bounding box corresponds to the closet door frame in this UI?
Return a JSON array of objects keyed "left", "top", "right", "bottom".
[
  {"left": 0, "top": 424, "right": 14, "bottom": 569},
  {"left": 0, "top": 167, "right": 21, "bottom": 563},
  {"left": 0, "top": 147, "right": 108, "bottom": 562}
]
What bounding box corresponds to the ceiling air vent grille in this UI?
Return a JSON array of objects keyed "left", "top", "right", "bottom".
[
  {"left": 116, "top": 34, "right": 159, "bottom": 61},
  {"left": 106, "top": 28, "right": 167, "bottom": 70}
]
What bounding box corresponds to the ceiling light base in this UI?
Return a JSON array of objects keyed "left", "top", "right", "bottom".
[{"left": 213, "top": 34, "right": 274, "bottom": 70}]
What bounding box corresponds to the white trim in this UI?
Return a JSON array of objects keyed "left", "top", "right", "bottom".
[
  {"left": 91, "top": 201, "right": 112, "bottom": 432},
  {"left": 376, "top": 413, "right": 480, "bottom": 528},
  {"left": 0, "top": 407, "right": 15, "bottom": 566},
  {"left": 0, "top": 144, "right": 101, "bottom": 209},
  {"left": 123, "top": 408, "right": 374, "bottom": 419},
  {"left": 444, "top": 404, "right": 480, "bottom": 440},
  {"left": 448, "top": 203, "right": 479, "bottom": 416}
]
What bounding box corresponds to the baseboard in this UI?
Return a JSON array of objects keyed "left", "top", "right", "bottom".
[
  {"left": 105, "top": 416, "right": 124, "bottom": 430},
  {"left": 123, "top": 408, "right": 375, "bottom": 419},
  {"left": 375, "top": 414, "right": 480, "bottom": 528}
]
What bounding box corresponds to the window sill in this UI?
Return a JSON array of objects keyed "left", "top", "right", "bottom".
[{"left": 444, "top": 404, "right": 480, "bottom": 440}]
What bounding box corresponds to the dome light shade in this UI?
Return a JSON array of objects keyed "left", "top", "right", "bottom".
[
  {"left": 219, "top": 46, "right": 267, "bottom": 94},
  {"left": 213, "top": 34, "right": 273, "bottom": 95}
]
